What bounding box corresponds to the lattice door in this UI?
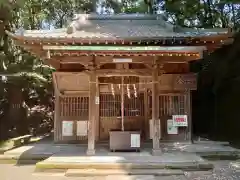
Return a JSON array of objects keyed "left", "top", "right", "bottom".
[
  {"left": 56, "top": 96, "right": 89, "bottom": 142},
  {"left": 99, "top": 76, "right": 145, "bottom": 140},
  {"left": 158, "top": 93, "right": 188, "bottom": 141}
]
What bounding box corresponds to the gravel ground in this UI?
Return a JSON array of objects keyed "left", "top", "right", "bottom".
[
  {"left": 184, "top": 161, "right": 240, "bottom": 180},
  {"left": 0, "top": 161, "right": 240, "bottom": 180}
]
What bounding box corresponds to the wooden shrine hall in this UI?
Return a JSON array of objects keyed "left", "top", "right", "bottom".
[{"left": 7, "top": 14, "right": 233, "bottom": 155}]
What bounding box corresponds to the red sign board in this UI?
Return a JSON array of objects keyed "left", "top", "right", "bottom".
[{"left": 172, "top": 115, "right": 188, "bottom": 127}]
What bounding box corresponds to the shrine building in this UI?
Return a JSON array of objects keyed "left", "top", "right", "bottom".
[{"left": 6, "top": 14, "right": 233, "bottom": 155}]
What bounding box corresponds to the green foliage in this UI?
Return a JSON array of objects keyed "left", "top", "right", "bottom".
[
  {"left": 195, "top": 32, "right": 240, "bottom": 140},
  {"left": 101, "top": 0, "right": 148, "bottom": 13},
  {"left": 163, "top": 0, "right": 239, "bottom": 28},
  {"left": 42, "top": 0, "right": 97, "bottom": 28}
]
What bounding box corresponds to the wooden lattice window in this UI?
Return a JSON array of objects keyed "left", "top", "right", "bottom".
[
  {"left": 159, "top": 95, "right": 185, "bottom": 116},
  {"left": 100, "top": 93, "right": 144, "bottom": 117},
  {"left": 59, "top": 96, "right": 89, "bottom": 119},
  {"left": 124, "top": 93, "right": 144, "bottom": 116},
  {"left": 100, "top": 94, "right": 121, "bottom": 117},
  {"left": 99, "top": 76, "right": 143, "bottom": 117}
]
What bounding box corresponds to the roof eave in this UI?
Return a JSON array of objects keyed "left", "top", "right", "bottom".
[{"left": 6, "top": 34, "right": 233, "bottom": 42}]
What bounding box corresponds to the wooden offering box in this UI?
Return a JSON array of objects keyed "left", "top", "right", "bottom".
[{"left": 109, "top": 130, "right": 141, "bottom": 152}]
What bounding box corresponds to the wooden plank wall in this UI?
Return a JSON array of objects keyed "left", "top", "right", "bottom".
[
  {"left": 53, "top": 72, "right": 90, "bottom": 143},
  {"left": 53, "top": 72, "right": 196, "bottom": 143}
]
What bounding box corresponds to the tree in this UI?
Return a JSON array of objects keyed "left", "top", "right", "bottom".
[
  {"left": 0, "top": 0, "right": 54, "bottom": 139},
  {"left": 162, "top": 0, "right": 239, "bottom": 29}
]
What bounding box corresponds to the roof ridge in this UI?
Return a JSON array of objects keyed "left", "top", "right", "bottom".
[
  {"left": 67, "top": 13, "right": 174, "bottom": 34},
  {"left": 73, "top": 13, "right": 165, "bottom": 21}
]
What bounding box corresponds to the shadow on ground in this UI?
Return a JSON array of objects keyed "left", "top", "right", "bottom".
[{"left": 10, "top": 135, "right": 55, "bottom": 165}]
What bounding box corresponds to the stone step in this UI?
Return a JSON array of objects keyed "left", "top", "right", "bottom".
[
  {"left": 36, "top": 161, "right": 213, "bottom": 172},
  {"left": 65, "top": 169, "right": 184, "bottom": 177},
  {"left": 102, "top": 175, "right": 156, "bottom": 180},
  {"left": 34, "top": 174, "right": 158, "bottom": 180}
]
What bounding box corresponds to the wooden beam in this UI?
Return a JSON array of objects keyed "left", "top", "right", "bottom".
[
  {"left": 59, "top": 56, "right": 92, "bottom": 66},
  {"left": 61, "top": 91, "right": 89, "bottom": 96},
  {"left": 53, "top": 56, "right": 154, "bottom": 66},
  {"left": 96, "top": 56, "right": 155, "bottom": 64},
  {"left": 15, "top": 40, "right": 202, "bottom": 65},
  {"left": 50, "top": 52, "right": 201, "bottom": 59},
  {"left": 15, "top": 41, "right": 202, "bottom": 64},
  {"left": 95, "top": 69, "right": 152, "bottom": 77},
  {"left": 50, "top": 54, "right": 200, "bottom": 64},
  {"left": 156, "top": 55, "right": 200, "bottom": 62}
]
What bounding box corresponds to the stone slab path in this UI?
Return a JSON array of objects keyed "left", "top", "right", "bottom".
[
  {"left": 1, "top": 161, "right": 240, "bottom": 180},
  {"left": 3, "top": 141, "right": 239, "bottom": 159},
  {"left": 35, "top": 152, "right": 212, "bottom": 172}
]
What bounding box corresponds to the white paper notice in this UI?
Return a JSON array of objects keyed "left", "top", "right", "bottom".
[
  {"left": 95, "top": 96, "right": 100, "bottom": 104},
  {"left": 77, "top": 121, "right": 88, "bottom": 136},
  {"left": 130, "top": 134, "right": 140, "bottom": 148},
  {"left": 62, "top": 121, "right": 73, "bottom": 136},
  {"left": 167, "top": 119, "right": 178, "bottom": 134}
]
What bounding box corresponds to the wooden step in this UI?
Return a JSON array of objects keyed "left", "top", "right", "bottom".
[{"left": 65, "top": 169, "right": 184, "bottom": 177}]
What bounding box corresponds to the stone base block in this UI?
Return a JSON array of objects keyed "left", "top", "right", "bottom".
[
  {"left": 152, "top": 149, "right": 162, "bottom": 156},
  {"left": 86, "top": 149, "right": 95, "bottom": 155}
]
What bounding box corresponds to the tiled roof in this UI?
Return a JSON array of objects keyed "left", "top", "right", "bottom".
[{"left": 14, "top": 14, "right": 230, "bottom": 40}]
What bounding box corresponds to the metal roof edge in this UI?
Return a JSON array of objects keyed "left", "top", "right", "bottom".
[
  {"left": 6, "top": 31, "right": 232, "bottom": 43},
  {"left": 175, "top": 27, "right": 231, "bottom": 34}
]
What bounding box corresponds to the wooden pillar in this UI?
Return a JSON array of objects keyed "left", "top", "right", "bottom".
[
  {"left": 152, "top": 65, "right": 161, "bottom": 155},
  {"left": 95, "top": 77, "right": 100, "bottom": 141},
  {"left": 187, "top": 90, "right": 192, "bottom": 142},
  {"left": 54, "top": 91, "right": 60, "bottom": 142},
  {"left": 87, "top": 71, "right": 96, "bottom": 155},
  {"left": 121, "top": 76, "right": 124, "bottom": 131},
  {"left": 144, "top": 90, "right": 149, "bottom": 139}
]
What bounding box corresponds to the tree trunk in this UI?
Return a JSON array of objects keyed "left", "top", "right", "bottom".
[
  {"left": 219, "top": 5, "right": 227, "bottom": 28},
  {"left": 202, "top": 0, "right": 214, "bottom": 28},
  {"left": 7, "top": 83, "right": 28, "bottom": 136},
  {"left": 144, "top": 0, "right": 154, "bottom": 14},
  {"left": 207, "top": 0, "right": 214, "bottom": 27},
  {"left": 230, "top": 3, "right": 236, "bottom": 30}
]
